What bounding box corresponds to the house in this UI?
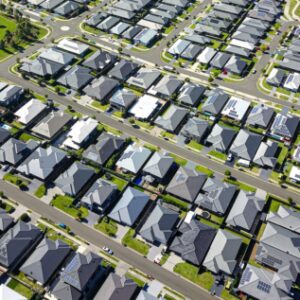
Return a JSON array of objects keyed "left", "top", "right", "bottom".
[
  {"left": 221, "top": 97, "right": 250, "bottom": 121},
  {"left": 127, "top": 68, "right": 161, "bottom": 90},
  {"left": 83, "top": 132, "right": 124, "bottom": 166},
  {"left": 109, "top": 88, "right": 137, "bottom": 111},
  {"left": 0, "top": 84, "right": 24, "bottom": 107},
  {"left": 39, "top": 47, "right": 75, "bottom": 67},
  {"left": 178, "top": 83, "right": 205, "bottom": 107},
  {"left": 256, "top": 223, "right": 300, "bottom": 270},
  {"left": 293, "top": 144, "right": 300, "bottom": 163},
  {"left": 229, "top": 130, "right": 262, "bottom": 161},
  {"left": 56, "top": 39, "right": 89, "bottom": 56},
  {"left": 266, "top": 205, "right": 300, "bottom": 234},
  {"left": 270, "top": 113, "right": 299, "bottom": 141},
  {"left": 224, "top": 55, "right": 247, "bottom": 75},
  {"left": 57, "top": 66, "right": 93, "bottom": 90},
  {"left": 134, "top": 28, "right": 157, "bottom": 47},
  {"left": 0, "top": 127, "right": 10, "bottom": 145},
  {"left": 246, "top": 104, "right": 274, "bottom": 129},
  {"left": 17, "top": 146, "right": 67, "bottom": 181},
  {"left": 108, "top": 60, "right": 139, "bottom": 81},
  {"left": 94, "top": 274, "right": 138, "bottom": 300},
  {"left": 136, "top": 290, "right": 161, "bottom": 300},
  {"left": 122, "top": 26, "right": 143, "bottom": 40},
  {"left": 195, "top": 178, "right": 237, "bottom": 215},
  {"left": 266, "top": 68, "right": 285, "bottom": 87},
  {"left": 143, "top": 152, "right": 174, "bottom": 183},
  {"left": 20, "top": 238, "right": 70, "bottom": 285},
  {"left": 82, "top": 50, "right": 117, "bottom": 72},
  {"left": 226, "top": 190, "right": 265, "bottom": 231},
  {"left": 55, "top": 162, "right": 95, "bottom": 196},
  {"left": 129, "top": 95, "right": 161, "bottom": 120},
  {"left": 253, "top": 140, "right": 278, "bottom": 169},
  {"left": 181, "top": 44, "right": 203, "bottom": 60},
  {"left": 225, "top": 45, "right": 251, "bottom": 58},
  {"left": 108, "top": 187, "right": 149, "bottom": 226},
  {"left": 139, "top": 203, "right": 179, "bottom": 245},
  {"left": 166, "top": 167, "right": 207, "bottom": 203},
  {"left": 197, "top": 47, "right": 217, "bottom": 65},
  {"left": 63, "top": 118, "right": 98, "bottom": 150},
  {"left": 0, "top": 209, "right": 14, "bottom": 232},
  {"left": 0, "top": 138, "right": 38, "bottom": 166},
  {"left": 31, "top": 110, "right": 72, "bottom": 140},
  {"left": 180, "top": 117, "right": 209, "bottom": 143},
  {"left": 152, "top": 76, "right": 183, "bottom": 98},
  {"left": 170, "top": 219, "right": 216, "bottom": 266},
  {"left": 0, "top": 285, "right": 26, "bottom": 300},
  {"left": 289, "top": 166, "right": 300, "bottom": 183},
  {"left": 168, "top": 39, "right": 190, "bottom": 56},
  {"left": 230, "top": 39, "right": 255, "bottom": 51},
  {"left": 155, "top": 104, "right": 188, "bottom": 133},
  {"left": 40, "top": 0, "right": 64, "bottom": 11},
  {"left": 209, "top": 52, "right": 231, "bottom": 69},
  {"left": 0, "top": 221, "right": 42, "bottom": 268},
  {"left": 51, "top": 252, "right": 102, "bottom": 300},
  {"left": 206, "top": 124, "right": 236, "bottom": 153},
  {"left": 110, "top": 22, "right": 130, "bottom": 35},
  {"left": 203, "top": 229, "right": 242, "bottom": 275},
  {"left": 54, "top": 1, "right": 81, "bottom": 17},
  {"left": 283, "top": 72, "right": 300, "bottom": 92},
  {"left": 116, "top": 143, "right": 152, "bottom": 174},
  {"left": 83, "top": 76, "right": 119, "bottom": 102},
  {"left": 15, "top": 99, "right": 47, "bottom": 125},
  {"left": 238, "top": 264, "right": 294, "bottom": 300},
  {"left": 201, "top": 88, "right": 229, "bottom": 116}
]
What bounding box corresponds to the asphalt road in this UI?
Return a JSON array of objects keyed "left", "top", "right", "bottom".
[{"left": 0, "top": 180, "right": 214, "bottom": 300}]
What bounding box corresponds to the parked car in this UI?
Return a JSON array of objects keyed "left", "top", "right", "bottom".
[
  {"left": 58, "top": 223, "right": 67, "bottom": 229},
  {"left": 102, "top": 246, "right": 113, "bottom": 255}
]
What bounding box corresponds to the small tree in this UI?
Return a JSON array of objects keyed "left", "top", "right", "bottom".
[{"left": 225, "top": 170, "right": 231, "bottom": 177}]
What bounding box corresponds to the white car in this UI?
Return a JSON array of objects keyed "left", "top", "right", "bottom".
[{"left": 102, "top": 246, "right": 113, "bottom": 255}]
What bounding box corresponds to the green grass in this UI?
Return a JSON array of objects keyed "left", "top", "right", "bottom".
[
  {"left": 174, "top": 263, "right": 214, "bottom": 290},
  {"left": 95, "top": 217, "right": 118, "bottom": 237},
  {"left": 257, "top": 223, "right": 266, "bottom": 240},
  {"left": 125, "top": 273, "right": 146, "bottom": 287},
  {"left": 162, "top": 194, "right": 189, "bottom": 211},
  {"left": 3, "top": 173, "right": 29, "bottom": 187},
  {"left": 277, "top": 145, "right": 289, "bottom": 166},
  {"left": 65, "top": 107, "right": 82, "bottom": 118},
  {"left": 51, "top": 195, "right": 89, "bottom": 219},
  {"left": 106, "top": 174, "right": 127, "bottom": 191},
  {"left": 169, "top": 153, "right": 187, "bottom": 166},
  {"left": 91, "top": 100, "right": 109, "bottom": 111},
  {"left": 18, "top": 132, "right": 41, "bottom": 142},
  {"left": 161, "top": 131, "right": 175, "bottom": 140},
  {"left": 221, "top": 290, "right": 239, "bottom": 300},
  {"left": 195, "top": 165, "right": 214, "bottom": 177},
  {"left": 159, "top": 252, "right": 170, "bottom": 266},
  {"left": 134, "top": 120, "right": 154, "bottom": 130},
  {"left": 7, "top": 279, "right": 34, "bottom": 299},
  {"left": 224, "top": 178, "right": 256, "bottom": 192},
  {"left": 187, "top": 140, "right": 203, "bottom": 151},
  {"left": 34, "top": 184, "right": 46, "bottom": 198},
  {"left": 122, "top": 229, "right": 150, "bottom": 256},
  {"left": 208, "top": 150, "right": 227, "bottom": 161},
  {"left": 14, "top": 272, "right": 44, "bottom": 294}
]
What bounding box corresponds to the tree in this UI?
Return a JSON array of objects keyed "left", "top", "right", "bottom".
[
  {"left": 208, "top": 76, "right": 214, "bottom": 83},
  {"left": 224, "top": 170, "right": 231, "bottom": 177}
]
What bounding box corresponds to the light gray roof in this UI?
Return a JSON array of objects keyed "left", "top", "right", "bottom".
[
  {"left": 230, "top": 130, "right": 262, "bottom": 161},
  {"left": 0, "top": 85, "right": 24, "bottom": 106},
  {"left": 55, "top": 162, "right": 94, "bottom": 196},
  {"left": 127, "top": 68, "right": 161, "bottom": 90},
  {"left": 270, "top": 113, "right": 299, "bottom": 139},
  {"left": 210, "top": 52, "right": 231, "bottom": 69},
  {"left": 226, "top": 190, "right": 265, "bottom": 230},
  {"left": 225, "top": 55, "right": 247, "bottom": 75},
  {"left": 253, "top": 140, "right": 278, "bottom": 168},
  {"left": 246, "top": 104, "right": 274, "bottom": 128},
  {"left": 20, "top": 58, "right": 63, "bottom": 76},
  {"left": 168, "top": 39, "right": 190, "bottom": 56},
  {"left": 57, "top": 66, "right": 93, "bottom": 90},
  {"left": 81, "top": 178, "right": 117, "bottom": 210},
  {"left": 170, "top": 219, "right": 216, "bottom": 266},
  {"left": 266, "top": 205, "right": 300, "bottom": 234},
  {"left": 110, "top": 22, "right": 130, "bottom": 35},
  {"left": 82, "top": 50, "right": 117, "bottom": 71},
  {"left": 206, "top": 124, "right": 236, "bottom": 152},
  {"left": 40, "top": 0, "right": 63, "bottom": 10},
  {"left": 181, "top": 117, "right": 209, "bottom": 141},
  {"left": 0, "top": 221, "right": 42, "bottom": 267},
  {"left": 195, "top": 177, "right": 237, "bottom": 215},
  {"left": 39, "top": 48, "right": 75, "bottom": 66},
  {"left": 201, "top": 89, "right": 229, "bottom": 115},
  {"left": 143, "top": 152, "right": 174, "bottom": 179},
  {"left": 153, "top": 76, "right": 183, "bottom": 97},
  {"left": 108, "top": 60, "right": 139, "bottom": 81},
  {"left": 108, "top": 187, "right": 149, "bottom": 226},
  {"left": 20, "top": 238, "right": 70, "bottom": 285},
  {"left": 166, "top": 167, "right": 207, "bottom": 203},
  {"left": 97, "top": 16, "right": 120, "bottom": 31},
  {"left": 155, "top": 105, "right": 188, "bottom": 133},
  {"left": 203, "top": 229, "right": 242, "bottom": 275},
  {"left": 181, "top": 44, "right": 202, "bottom": 60},
  {"left": 266, "top": 68, "right": 285, "bottom": 86},
  {"left": 94, "top": 273, "right": 137, "bottom": 300},
  {"left": 139, "top": 204, "right": 179, "bottom": 244},
  {"left": 83, "top": 132, "right": 124, "bottom": 165},
  {"left": 17, "top": 146, "right": 67, "bottom": 180},
  {"left": 137, "top": 290, "right": 162, "bottom": 300},
  {"left": 110, "top": 88, "right": 137, "bottom": 109},
  {"left": 178, "top": 83, "right": 205, "bottom": 106},
  {"left": 0, "top": 209, "right": 14, "bottom": 232}
]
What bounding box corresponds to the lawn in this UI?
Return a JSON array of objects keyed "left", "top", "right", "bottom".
[
  {"left": 125, "top": 273, "right": 146, "bottom": 287},
  {"left": 3, "top": 173, "right": 29, "bottom": 188},
  {"left": 208, "top": 150, "right": 227, "bottom": 161},
  {"left": 173, "top": 262, "right": 214, "bottom": 290},
  {"left": 95, "top": 217, "right": 118, "bottom": 237},
  {"left": 277, "top": 145, "right": 289, "bottom": 166},
  {"left": 18, "top": 132, "right": 41, "bottom": 142},
  {"left": 7, "top": 279, "right": 34, "bottom": 299},
  {"left": 221, "top": 290, "right": 239, "bottom": 300},
  {"left": 195, "top": 165, "right": 214, "bottom": 177},
  {"left": 51, "top": 195, "right": 89, "bottom": 219},
  {"left": 187, "top": 140, "right": 203, "bottom": 151},
  {"left": 169, "top": 153, "right": 187, "bottom": 166},
  {"left": 224, "top": 178, "right": 256, "bottom": 192},
  {"left": 91, "top": 100, "right": 110, "bottom": 111},
  {"left": 162, "top": 194, "right": 189, "bottom": 211},
  {"left": 122, "top": 229, "right": 150, "bottom": 256},
  {"left": 34, "top": 184, "right": 46, "bottom": 198},
  {"left": 105, "top": 174, "right": 128, "bottom": 191}
]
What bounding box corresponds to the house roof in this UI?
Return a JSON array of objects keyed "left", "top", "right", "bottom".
[
  {"left": 197, "top": 47, "right": 217, "bottom": 64},
  {"left": 170, "top": 219, "right": 216, "bottom": 266},
  {"left": 195, "top": 177, "right": 236, "bottom": 214},
  {"left": 20, "top": 238, "right": 70, "bottom": 285},
  {"left": 55, "top": 162, "right": 94, "bottom": 196},
  {"left": 134, "top": 28, "right": 157, "bottom": 46},
  {"left": 57, "top": 39, "right": 89, "bottom": 56},
  {"left": 168, "top": 39, "right": 190, "bottom": 56},
  {"left": 127, "top": 67, "right": 161, "bottom": 90},
  {"left": 82, "top": 50, "right": 117, "bottom": 71},
  {"left": 266, "top": 68, "right": 285, "bottom": 86},
  {"left": 270, "top": 113, "right": 299, "bottom": 138},
  {"left": 40, "top": 0, "right": 64, "bottom": 10},
  {"left": 203, "top": 229, "right": 242, "bottom": 275},
  {"left": 226, "top": 190, "right": 265, "bottom": 230},
  {"left": 108, "top": 60, "right": 139, "bottom": 81},
  {"left": 83, "top": 132, "right": 124, "bottom": 165},
  {"left": 0, "top": 84, "right": 23, "bottom": 106},
  {"left": 94, "top": 273, "right": 138, "bottom": 300},
  {"left": 201, "top": 89, "right": 229, "bottom": 115},
  {"left": 224, "top": 55, "right": 247, "bottom": 75},
  {"left": 210, "top": 52, "right": 231, "bottom": 69},
  {"left": 51, "top": 281, "right": 81, "bottom": 300},
  {"left": 230, "top": 130, "right": 262, "bottom": 161},
  {"left": 153, "top": 76, "right": 183, "bottom": 97},
  {"left": 110, "top": 22, "right": 130, "bottom": 35},
  {"left": 109, "top": 187, "right": 149, "bottom": 226},
  {"left": 110, "top": 88, "right": 137, "bottom": 109},
  {"left": 0, "top": 209, "right": 14, "bottom": 232},
  {"left": 206, "top": 124, "right": 236, "bottom": 152},
  {"left": 155, "top": 105, "right": 188, "bottom": 132},
  {"left": 166, "top": 167, "right": 207, "bottom": 203},
  {"left": 253, "top": 140, "right": 278, "bottom": 168},
  {"left": 136, "top": 290, "right": 161, "bottom": 300},
  {"left": 246, "top": 104, "right": 274, "bottom": 128},
  {"left": 143, "top": 152, "right": 174, "bottom": 179},
  {"left": 129, "top": 94, "right": 160, "bottom": 120},
  {"left": 0, "top": 127, "right": 10, "bottom": 145},
  {"left": 0, "top": 285, "right": 26, "bottom": 300},
  {"left": 17, "top": 146, "right": 67, "bottom": 180},
  {"left": 116, "top": 143, "right": 152, "bottom": 174},
  {"left": 39, "top": 48, "right": 75, "bottom": 65},
  {"left": 20, "top": 58, "right": 63, "bottom": 76},
  {"left": 139, "top": 203, "right": 179, "bottom": 244},
  {"left": 0, "top": 221, "right": 42, "bottom": 267},
  {"left": 178, "top": 83, "right": 205, "bottom": 106},
  {"left": 181, "top": 117, "right": 209, "bottom": 141},
  {"left": 221, "top": 97, "right": 251, "bottom": 121}
]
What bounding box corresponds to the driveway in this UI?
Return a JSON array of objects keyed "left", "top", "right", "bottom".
[
  {"left": 162, "top": 253, "right": 183, "bottom": 272},
  {"left": 115, "top": 225, "right": 129, "bottom": 243},
  {"left": 147, "top": 244, "right": 165, "bottom": 261}
]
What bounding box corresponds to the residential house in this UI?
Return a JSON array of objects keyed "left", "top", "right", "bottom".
[
  {"left": 82, "top": 50, "right": 117, "bottom": 72},
  {"left": 0, "top": 84, "right": 24, "bottom": 107},
  {"left": 108, "top": 60, "right": 139, "bottom": 81},
  {"left": 221, "top": 97, "right": 251, "bottom": 122},
  {"left": 0, "top": 128, "right": 10, "bottom": 145},
  {"left": 266, "top": 68, "right": 285, "bottom": 87},
  {"left": 127, "top": 68, "right": 161, "bottom": 90},
  {"left": 129, "top": 95, "right": 161, "bottom": 120},
  {"left": 224, "top": 55, "right": 247, "bottom": 75},
  {"left": 56, "top": 39, "right": 89, "bottom": 57},
  {"left": 0, "top": 285, "right": 26, "bottom": 300},
  {"left": 201, "top": 89, "right": 229, "bottom": 116},
  {"left": 253, "top": 140, "right": 279, "bottom": 169},
  {"left": 246, "top": 104, "right": 275, "bottom": 129},
  {"left": 39, "top": 47, "right": 75, "bottom": 67},
  {"left": 151, "top": 76, "right": 183, "bottom": 99},
  {"left": 180, "top": 117, "right": 209, "bottom": 143},
  {"left": 178, "top": 83, "right": 205, "bottom": 107},
  {"left": 0, "top": 209, "right": 14, "bottom": 233},
  {"left": 197, "top": 47, "right": 217, "bottom": 65},
  {"left": 109, "top": 88, "right": 137, "bottom": 111}
]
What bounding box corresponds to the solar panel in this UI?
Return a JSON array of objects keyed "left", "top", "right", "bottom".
[{"left": 257, "top": 281, "right": 271, "bottom": 294}]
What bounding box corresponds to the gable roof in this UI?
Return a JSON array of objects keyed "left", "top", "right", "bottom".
[
  {"left": 178, "top": 83, "right": 205, "bottom": 106},
  {"left": 139, "top": 204, "right": 179, "bottom": 244},
  {"left": 253, "top": 140, "right": 278, "bottom": 168},
  {"left": 181, "top": 117, "right": 209, "bottom": 141},
  {"left": 170, "top": 219, "right": 216, "bottom": 266},
  {"left": 153, "top": 76, "right": 183, "bottom": 97},
  {"left": 0, "top": 209, "right": 14, "bottom": 232},
  {"left": 82, "top": 50, "right": 117, "bottom": 71},
  {"left": 201, "top": 89, "right": 229, "bottom": 115},
  {"left": 110, "top": 88, "right": 137, "bottom": 109},
  {"left": 20, "top": 58, "right": 63, "bottom": 76},
  {"left": 166, "top": 167, "right": 207, "bottom": 203},
  {"left": 127, "top": 68, "right": 161, "bottom": 90},
  {"left": 246, "top": 104, "right": 274, "bottom": 128},
  {"left": 108, "top": 60, "right": 139, "bottom": 81}
]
